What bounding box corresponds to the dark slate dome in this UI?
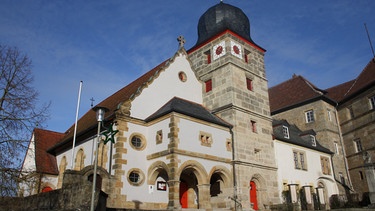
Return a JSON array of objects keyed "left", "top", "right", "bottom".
[{"left": 196, "top": 2, "right": 253, "bottom": 46}]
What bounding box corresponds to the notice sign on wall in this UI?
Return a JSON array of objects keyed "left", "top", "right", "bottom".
[{"left": 157, "top": 181, "right": 167, "bottom": 191}]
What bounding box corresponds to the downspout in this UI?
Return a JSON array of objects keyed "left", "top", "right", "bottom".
[{"left": 334, "top": 103, "right": 353, "bottom": 189}]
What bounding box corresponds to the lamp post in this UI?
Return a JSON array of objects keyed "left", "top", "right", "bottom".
[{"left": 90, "top": 106, "right": 108, "bottom": 211}]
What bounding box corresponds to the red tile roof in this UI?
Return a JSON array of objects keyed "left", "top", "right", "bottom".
[
  {"left": 326, "top": 58, "right": 375, "bottom": 103},
  {"left": 49, "top": 57, "right": 173, "bottom": 154},
  {"left": 269, "top": 75, "right": 329, "bottom": 113},
  {"left": 33, "top": 128, "right": 65, "bottom": 175}
]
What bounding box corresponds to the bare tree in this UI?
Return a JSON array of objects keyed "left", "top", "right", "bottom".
[{"left": 0, "top": 44, "right": 50, "bottom": 196}]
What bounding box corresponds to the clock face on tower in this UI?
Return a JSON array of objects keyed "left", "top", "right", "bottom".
[
  {"left": 231, "top": 41, "right": 242, "bottom": 59},
  {"left": 213, "top": 41, "right": 226, "bottom": 60}
]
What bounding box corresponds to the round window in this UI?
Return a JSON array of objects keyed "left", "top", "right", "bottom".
[
  {"left": 127, "top": 169, "right": 145, "bottom": 186},
  {"left": 129, "top": 133, "right": 146, "bottom": 150},
  {"left": 178, "top": 71, "right": 187, "bottom": 82},
  {"left": 129, "top": 172, "right": 140, "bottom": 183},
  {"left": 131, "top": 136, "right": 142, "bottom": 148}
]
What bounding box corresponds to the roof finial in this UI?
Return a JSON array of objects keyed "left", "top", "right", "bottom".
[{"left": 177, "top": 35, "right": 186, "bottom": 49}]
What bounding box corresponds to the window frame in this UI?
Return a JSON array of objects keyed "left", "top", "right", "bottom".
[
  {"left": 310, "top": 135, "right": 316, "bottom": 147},
  {"left": 129, "top": 133, "right": 147, "bottom": 151},
  {"left": 205, "top": 79, "right": 212, "bottom": 93},
  {"left": 320, "top": 156, "right": 331, "bottom": 175},
  {"left": 282, "top": 126, "right": 289, "bottom": 139},
  {"left": 305, "top": 110, "right": 315, "bottom": 123},
  {"left": 354, "top": 138, "right": 363, "bottom": 153},
  {"left": 293, "top": 150, "right": 307, "bottom": 170},
  {"left": 369, "top": 95, "right": 375, "bottom": 110}
]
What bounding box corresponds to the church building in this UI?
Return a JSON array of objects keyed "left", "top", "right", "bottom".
[
  {"left": 20, "top": 1, "right": 375, "bottom": 210},
  {"left": 20, "top": 2, "right": 281, "bottom": 210}
]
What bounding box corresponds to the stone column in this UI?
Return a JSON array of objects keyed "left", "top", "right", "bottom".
[
  {"left": 316, "top": 187, "right": 326, "bottom": 210},
  {"left": 167, "top": 180, "right": 181, "bottom": 210},
  {"left": 197, "top": 183, "right": 212, "bottom": 209},
  {"left": 288, "top": 184, "right": 298, "bottom": 203},
  {"left": 303, "top": 185, "right": 313, "bottom": 210}
]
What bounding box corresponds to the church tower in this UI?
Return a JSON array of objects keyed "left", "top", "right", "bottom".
[{"left": 188, "top": 2, "right": 279, "bottom": 208}]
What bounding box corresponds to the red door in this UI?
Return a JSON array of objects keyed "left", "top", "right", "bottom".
[
  {"left": 180, "top": 182, "right": 188, "bottom": 208},
  {"left": 250, "top": 181, "right": 258, "bottom": 210}
]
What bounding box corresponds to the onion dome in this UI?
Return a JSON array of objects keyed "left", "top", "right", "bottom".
[{"left": 196, "top": 2, "right": 253, "bottom": 46}]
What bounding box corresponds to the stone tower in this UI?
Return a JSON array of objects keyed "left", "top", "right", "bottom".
[{"left": 188, "top": 2, "right": 279, "bottom": 209}]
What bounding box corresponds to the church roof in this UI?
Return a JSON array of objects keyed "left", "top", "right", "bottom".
[
  {"left": 272, "top": 119, "right": 333, "bottom": 154},
  {"left": 49, "top": 59, "right": 171, "bottom": 154},
  {"left": 145, "top": 97, "right": 232, "bottom": 128},
  {"left": 269, "top": 75, "right": 334, "bottom": 114},
  {"left": 29, "top": 128, "right": 64, "bottom": 175},
  {"left": 326, "top": 58, "right": 375, "bottom": 103}
]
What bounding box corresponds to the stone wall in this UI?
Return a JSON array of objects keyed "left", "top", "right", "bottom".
[{"left": 0, "top": 170, "right": 106, "bottom": 211}]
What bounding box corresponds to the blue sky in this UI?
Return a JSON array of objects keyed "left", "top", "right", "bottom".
[{"left": 1, "top": 0, "right": 374, "bottom": 132}]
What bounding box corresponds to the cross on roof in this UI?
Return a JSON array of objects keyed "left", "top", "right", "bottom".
[{"left": 177, "top": 35, "right": 185, "bottom": 48}]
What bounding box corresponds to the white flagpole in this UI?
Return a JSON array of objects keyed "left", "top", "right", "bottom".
[{"left": 70, "top": 81, "right": 83, "bottom": 169}]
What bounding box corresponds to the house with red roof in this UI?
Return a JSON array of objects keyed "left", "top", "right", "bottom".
[{"left": 269, "top": 58, "right": 375, "bottom": 205}]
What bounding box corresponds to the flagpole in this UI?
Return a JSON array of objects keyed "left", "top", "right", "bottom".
[{"left": 70, "top": 81, "right": 83, "bottom": 169}]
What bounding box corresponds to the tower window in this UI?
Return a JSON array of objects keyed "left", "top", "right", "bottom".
[
  {"left": 205, "top": 79, "right": 212, "bottom": 92},
  {"left": 205, "top": 50, "right": 211, "bottom": 64},
  {"left": 246, "top": 78, "right": 253, "bottom": 91},
  {"left": 244, "top": 49, "right": 251, "bottom": 63},
  {"left": 251, "top": 120, "right": 257, "bottom": 133}
]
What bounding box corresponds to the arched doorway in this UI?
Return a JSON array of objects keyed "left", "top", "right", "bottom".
[
  {"left": 250, "top": 181, "right": 258, "bottom": 210},
  {"left": 179, "top": 170, "right": 198, "bottom": 209},
  {"left": 88, "top": 174, "right": 102, "bottom": 190}
]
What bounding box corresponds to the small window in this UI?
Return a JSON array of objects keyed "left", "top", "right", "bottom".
[
  {"left": 205, "top": 50, "right": 211, "bottom": 64},
  {"left": 348, "top": 106, "right": 355, "bottom": 119},
  {"left": 359, "top": 171, "right": 364, "bottom": 180},
  {"left": 293, "top": 150, "right": 307, "bottom": 170},
  {"left": 305, "top": 110, "right": 315, "bottom": 123},
  {"left": 369, "top": 95, "right": 375, "bottom": 110},
  {"left": 354, "top": 138, "right": 363, "bottom": 152},
  {"left": 156, "top": 130, "right": 163, "bottom": 144},
  {"left": 205, "top": 79, "right": 212, "bottom": 92},
  {"left": 339, "top": 172, "right": 346, "bottom": 185},
  {"left": 127, "top": 169, "right": 145, "bottom": 186},
  {"left": 320, "top": 156, "right": 331, "bottom": 175},
  {"left": 310, "top": 135, "right": 316, "bottom": 146},
  {"left": 130, "top": 134, "right": 146, "bottom": 150},
  {"left": 244, "top": 49, "right": 251, "bottom": 63},
  {"left": 178, "top": 72, "right": 187, "bottom": 82},
  {"left": 334, "top": 142, "right": 339, "bottom": 155},
  {"left": 327, "top": 109, "right": 332, "bottom": 121},
  {"left": 251, "top": 120, "right": 257, "bottom": 133},
  {"left": 199, "top": 131, "right": 212, "bottom": 147},
  {"left": 246, "top": 78, "right": 253, "bottom": 91},
  {"left": 282, "top": 126, "right": 289, "bottom": 139}
]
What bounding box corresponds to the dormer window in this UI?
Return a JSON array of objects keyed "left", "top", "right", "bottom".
[
  {"left": 282, "top": 126, "right": 289, "bottom": 139},
  {"left": 310, "top": 135, "right": 316, "bottom": 146}
]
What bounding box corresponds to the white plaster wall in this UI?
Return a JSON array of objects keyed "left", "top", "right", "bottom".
[
  {"left": 56, "top": 135, "right": 105, "bottom": 173},
  {"left": 178, "top": 118, "right": 232, "bottom": 160},
  {"left": 131, "top": 53, "right": 203, "bottom": 120},
  {"left": 19, "top": 134, "right": 37, "bottom": 196},
  {"left": 274, "top": 140, "right": 338, "bottom": 202}
]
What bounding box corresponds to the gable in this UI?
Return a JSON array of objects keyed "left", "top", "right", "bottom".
[{"left": 131, "top": 52, "right": 203, "bottom": 119}]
